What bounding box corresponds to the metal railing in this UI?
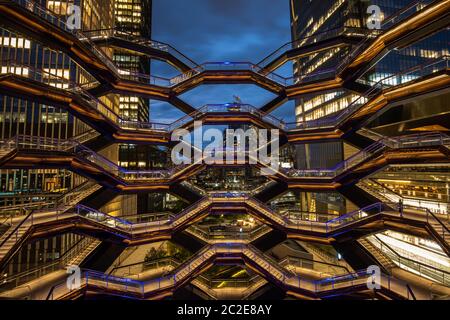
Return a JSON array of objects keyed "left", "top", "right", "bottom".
[
  {"left": 367, "top": 235, "right": 450, "bottom": 286},
  {"left": 195, "top": 274, "right": 263, "bottom": 289},
  {"left": 45, "top": 242, "right": 427, "bottom": 299},
  {"left": 0, "top": 181, "right": 99, "bottom": 260},
  {"left": 83, "top": 28, "right": 198, "bottom": 70},
  {"left": 186, "top": 224, "right": 271, "bottom": 242},
  {"left": 257, "top": 27, "right": 368, "bottom": 70},
  {"left": 5, "top": 0, "right": 441, "bottom": 93},
  {"left": 0, "top": 237, "right": 97, "bottom": 291},
  {"left": 2, "top": 55, "right": 447, "bottom": 137},
  {"left": 336, "top": 0, "right": 435, "bottom": 74},
  {"left": 358, "top": 180, "right": 450, "bottom": 215},
  {"left": 67, "top": 196, "right": 213, "bottom": 234},
  {"left": 283, "top": 132, "right": 449, "bottom": 178},
  {"left": 279, "top": 255, "right": 352, "bottom": 276},
  {"left": 285, "top": 56, "right": 449, "bottom": 130},
  {"left": 0, "top": 61, "right": 288, "bottom": 133}
]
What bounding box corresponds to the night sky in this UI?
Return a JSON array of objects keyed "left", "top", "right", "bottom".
[{"left": 150, "top": 0, "right": 296, "bottom": 124}]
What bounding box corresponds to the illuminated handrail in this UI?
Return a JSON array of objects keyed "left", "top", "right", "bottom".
[
  {"left": 70, "top": 129, "right": 100, "bottom": 145},
  {"left": 43, "top": 241, "right": 430, "bottom": 299},
  {"left": 167, "top": 103, "right": 286, "bottom": 131},
  {"left": 284, "top": 132, "right": 450, "bottom": 178},
  {"left": 71, "top": 196, "right": 212, "bottom": 233},
  {"left": 3, "top": 132, "right": 448, "bottom": 182},
  {"left": 195, "top": 274, "right": 263, "bottom": 289},
  {"left": 186, "top": 224, "right": 271, "bottom": 242},
  {"left": 276, "top": 208, "right": 339, "bottom": 223},
  {"left": 83, "top": 28, "right": 199, "bottom": 70},
  {"left": 380, "top": 0, "right": 435, "bottom": 31},
  {"left": 0, "top": 197, "right": 211, "bottom": 252},
  {"left": 1, "top": 60, "right": 289, "bottom": 132},
  {"left": 168, "top": 61, "right": 289, "bottom": 86},
  {"left": 0, "top": 180, "right": 96, "bottom": 222},
  {"left": 179, "top": 181, "right": 207, "bottom": 196},
  {"left": 4, "top": 193, "right": 447, "bottom": 248},
  {"left": 248, "top": 199, "right": 449, "bottom": 241},
  {"left": 4, "top": 0, "right": 443, "bottom": 91},
  {"left": 0, "top": 61, "right": 125, "bottom": 127},
  {"left": 2, "top": 0, "right": 336, "bottom": 87},
  {"left": 257, "top": 27, "right": 370, "bottom": 70},
  {"left": 7, "top": 0, "right": 190, "bottom": 85},
  {"left": 4, "top": 1, "right": 189, "bottom": 85},
  {"left": 75, "top": 204, "right": 133, "bottom": 231},
  {"left": 365, "top": 235, "right": 450, "bottom": 286},
  {"left": 336, "top": 0, "right": 435, "bottom": 74},
  {"left": 0, "top": 201, "right": 50, "bottom": 219},
  {"left": 108, "top": 256, "right": 180, "bottom": 277},
  {"left": 285, "top": 56, "right": 449, "bottom": 130},
  {"left": 325, "top": 202, "right": 450, "bottom": 247},
  {"left": 0, "top": 181, "right": 99, "bottom": 262},
  {"left": 358, "top": 55, "right": 450, "bottom": 89},
  {"left": 357, "top": 180, "right": 449, "bottom": 215},
  {"left": 2, "top": 56, "right": 446, "bottom": 135},
  {"left": 3, "top": 1, "right": 291, "bottom": 87},
  {"left": 7, "top": 0, "right": 121, "bottom": 76},
  {"left": 2, "top": 135, "right": 175, "bottom": 180},
  {"left": 279, "top": 255, "right": 352, "bottom": 275},
  {"left": 0, "top": 237, "right": 97, "bottom": 290}
]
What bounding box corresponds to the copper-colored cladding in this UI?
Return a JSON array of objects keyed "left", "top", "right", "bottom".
[
  {"left": 0, "top": 5, "right": 110, "bottom": 77},
  {"left": 285, "top": 78, "right": 343, "bottom": 98},
  {"left": 89, "top": 37, "right": 194, "bottom": 73},
  {"left": 3, "top": 199, "right": 448, "bottom": 298},
  {"left": 11, "top": 155, "right": 75, "bottom": 167},
  {"left": 0, "top": 1, "right": 448, "bottom": 301},
  {"left": 0, "top": 5, "right": 448, "bottom": 145},
  {"left": 286, "top": 71, "right": 450, "bottom": 143},
  {"left": 0, "top": 6, "right": 72, "bottom": 46},
  {"left": 0, "top": 76, "right": 72, "bottom": 104},
  {"left": 286, "top": 234, "right": 335, "bottom": 244},
  {"left": 0, "top": 0, "right": 448, "bottom": 107},
  {"left": 171, "top": 71, "right": 285, "bottom": 95},
  {"left": 115, "top": 185, "right": 171, "bottom": 192},
  {"left": 78, "top": 254, "right": 219, "bottom": 299},
  {"left": 70, "top": 102, "right": 107, "bottom": 122},
  {"left": 182, "top": 113, "right": 280, "bottom": 129},
  {"left": 2, "top": 230, "right": 442, "bottom": 299},
  {"left": 351, "top": 71, "right": 450, "bottom": 121},
  {"left": 261, "top": 34, "right": 363, "bottom": 73},
  {"left": 3, "top": 146, "right": 448, "bottom": 192},
  {"left": 285, "top": 291, "right": 321, "bottom": 300},
  {"left": 287, "top": 130, "right": 344, "bottom": 143},
  {"left": 2, "top": 68, "right": 447, "bottom": 147},
  {"left": 0, "top": 75, "right": 172, "bottom": 144},
  {"left": 287, "top": 182, "right": 342, "bottom": 191},
  {"left": 410, "top": 125, "right": 450, "bottom": 132},
  {"left": 17, "top": 201, "right": 446, "bottom": 247},
  {"left": 342, "top": 0, "right": 450, "bottom": 78},
  {"left": 112, "top": 132, "right": 169, "bottom": 144},
  {"left": 113, "top": 81, "right": 170, "bottom": 99},
  {"left": 350, "top": 149, "right": 448, "bottom": 184}
]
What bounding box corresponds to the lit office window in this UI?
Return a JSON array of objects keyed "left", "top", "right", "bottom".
[
  {"left": 42, "top": 68, "right": 70, "bottom": 79},
  {"left": 47, "top": 1, "right": 69, "bottom": 15},
  {"left": 1, "top": 66, "right": 29, "bottom": 76},
  {"left": 0, "top": 37, "right": 31, "bottom": 48}
]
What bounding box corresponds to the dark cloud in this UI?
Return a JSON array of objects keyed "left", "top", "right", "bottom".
[
  {"left": 152, "top": 0, "right": 290, "bottom": 61},
  {"left": 150, "top": 0, "right": 295, "bottom": 123}
]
